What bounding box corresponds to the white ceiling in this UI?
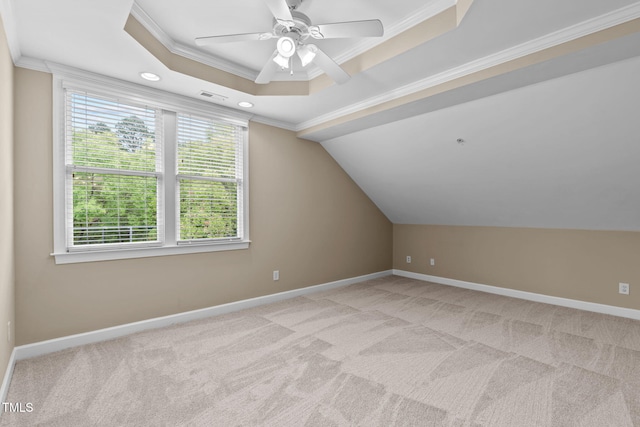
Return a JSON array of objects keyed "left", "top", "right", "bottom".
[
  {"left": 3, "top": 0, "right": 640, "bottom": 229},
  {"left": 322, "top": 55, "right": 640, "bottom": 229}
]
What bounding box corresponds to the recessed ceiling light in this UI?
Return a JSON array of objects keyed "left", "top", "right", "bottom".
[
  {"left": 238, "top": 101, "right": 254, "bottom": 108},
  {"left": 140, "top": 72, "right": 161, "bottom": 82}
]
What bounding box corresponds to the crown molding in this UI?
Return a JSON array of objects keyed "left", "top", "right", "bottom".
[
  {"left": 14, "top": 56, "right": 305, "bottom": 133},
  {"left": 250, "top": 114, "right": 297, "bottom": 131},
  {"left": 170, "top": 41, "right": 258, "bottom": 81},
  {"left": 130, "top": 1, "right": 257, "bottom": 81},
  {"left": 306, "top": 0, "right": 456, "bottom": 80},
  {"left": 296, "top": 1, "right": 640, "bottom": 132},
  {"left": 0, "top": 0, "right": 22, "bottom": 62},
  {"left": 14, "top": 55, "right": 50, "bottom": 72},
  {"left": 16, "top": 58, "right": 253, "bottom": 124}
]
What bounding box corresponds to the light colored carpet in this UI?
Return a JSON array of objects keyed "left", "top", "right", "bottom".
[{"left": 2, "top": 275, "right": 640, "bottom": 426}]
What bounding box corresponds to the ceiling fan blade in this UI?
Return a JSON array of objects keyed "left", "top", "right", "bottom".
[
  {"left": 310, "top": 45, "right": 350, "bottom": 84},
  {"left": 309, "top": 19, "right": 384, "bottom": 39},
  {"left": 264, "top": 0, "right": 294, "bottom": 24},
  {"left": 255, "top": 50, "right": 280, "bottom": 84},
  {"left": 195, "top": 32, "right": 274, "bottom": 46}
]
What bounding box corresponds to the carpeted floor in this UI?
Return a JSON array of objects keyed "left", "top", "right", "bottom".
[{"left": 2, "top": 275, "right": 640, "bottom": 426}]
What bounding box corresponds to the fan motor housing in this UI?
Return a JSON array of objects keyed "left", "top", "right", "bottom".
[{"left": 273, "top": 10, "right": 312, "bottom": 40}]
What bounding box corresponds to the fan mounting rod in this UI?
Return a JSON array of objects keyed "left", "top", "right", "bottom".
[{"left": 285, "top": 0, "right": 303, "bottom": 10}]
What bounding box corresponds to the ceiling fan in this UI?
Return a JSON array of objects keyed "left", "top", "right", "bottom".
[{"left": 195, "top": 0, "right": 384, "bottom": 85}]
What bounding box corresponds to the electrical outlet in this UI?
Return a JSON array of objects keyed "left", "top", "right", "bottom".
[
  {"left": 273, "top": 270, "right": 280, "bottom": 281},
  {"left": 406, "top": 256, "right": 411, "bottom": 263},
  {"left": 430, "top": 258, "right": 435, "bottom": 266},
  {"left": 619, "top": 282, "right": 630, "bottom": 295}
]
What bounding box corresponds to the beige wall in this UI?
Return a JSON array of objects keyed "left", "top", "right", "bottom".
[
  {"left": 0, "top": 18, "right": 15, "bottom": 383},
  {"left": 394, "top": 224, "right": 640, "bottom": 310},
  {"left": 13, "top": 69, "right": 639, "bottom": 350},
  {"left": 13, "top": 68, "right": 392, "bottom": 345}
]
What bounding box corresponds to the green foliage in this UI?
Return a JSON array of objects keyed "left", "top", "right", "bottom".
[
  {"left": 88, "top": 122, "right": 110, "bottom": 134},
  {"left": 179, "top": 180, "right": 237, "bottom": 240},
  {"left": 71, "top": 115, "right": 238, "bottom": 246},
  {"left": 72, "top": 172, "right": 157, "bottom": 245},
  {"left": 115, "top": 115, "right": 152, "bottom": 153}
]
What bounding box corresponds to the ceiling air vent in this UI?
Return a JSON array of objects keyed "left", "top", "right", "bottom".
[{"left": 199, "top": 91, "right": 228, "bottom": 102}]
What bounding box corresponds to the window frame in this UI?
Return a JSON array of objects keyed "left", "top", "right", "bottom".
[
  {"left": 52, "top": 72, "right": 250, "bottom": 264},
  {"left": 175, "top": 112, "right": 246, "bottom": 245}
]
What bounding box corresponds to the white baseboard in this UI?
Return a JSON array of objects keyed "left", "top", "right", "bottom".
[
  {"left": 393, "top": 269, "right": 640, "bottom": 321},
  {"left": 0, "top": 348, "right": 16, "bottom": 405},
  {"left": 13, "top": 270, "right": 393, "bottom": 362}
]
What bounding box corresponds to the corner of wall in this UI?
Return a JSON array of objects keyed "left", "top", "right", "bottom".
[{"left": 0, "top": 14, "right": 16, "bottom": 398}]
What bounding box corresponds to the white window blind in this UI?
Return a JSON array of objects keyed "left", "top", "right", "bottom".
[
  {"left": 176, "top": 113, "right": 244, "bottom": 242},
  {"left": 54, "top": 73, "right": 250, "bottom": 263},
  {"left": 65, "top": 90, "right": 163, "bottom": 249}
]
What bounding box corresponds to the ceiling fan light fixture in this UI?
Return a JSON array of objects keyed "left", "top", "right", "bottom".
[
  {"left": 273, "top": 53, "right": 290, "bottom": 69},
  {"left": 297, "top": 44, "right": 317, "bottom": 67},
  {"left": 276, "top": 36, "right": 296, "bottom": 58}
]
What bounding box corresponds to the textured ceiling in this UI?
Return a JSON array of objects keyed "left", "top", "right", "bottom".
[{"left": 3, "top": 0, "right": 640, "bottom": 229}]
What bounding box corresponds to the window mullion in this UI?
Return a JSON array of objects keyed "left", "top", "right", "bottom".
[{"left": 163, "top": 110, "right": 177, "bottom": 246}]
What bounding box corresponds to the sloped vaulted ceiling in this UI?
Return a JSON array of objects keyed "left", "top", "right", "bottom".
[{"left": 321, "top": 55, "right": 640, "bottom": 230}]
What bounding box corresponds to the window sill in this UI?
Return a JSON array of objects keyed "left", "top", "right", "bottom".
[{"left": 51, "top": 241, "right": 251, "bottom": 264}]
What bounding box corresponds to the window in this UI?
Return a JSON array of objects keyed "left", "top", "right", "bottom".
[
  {"left": 176, "top": 114, "right": 244, "bottom": 242},
  {"left": 66, "top": 92, "right": 162, "bottom": 248},
  {"left": 53, "top": 75, "right": 249, "bottom": 264}
]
